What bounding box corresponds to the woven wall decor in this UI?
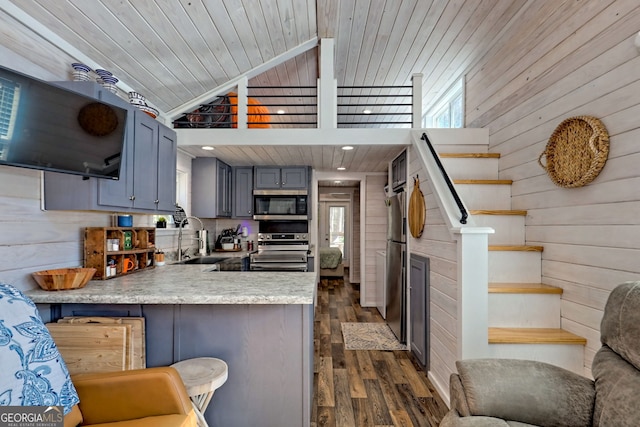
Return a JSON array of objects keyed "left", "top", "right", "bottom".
[
  {"left": 538, "top": 116, "right": 609, "bottom": 188},
  {"left": 77, "top": 102, "right": 119, "bottom": 137}
]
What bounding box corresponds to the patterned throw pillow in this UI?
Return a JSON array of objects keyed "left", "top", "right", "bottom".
[{"left": 0, "top": 283, "right": 79, "bottom": 414}]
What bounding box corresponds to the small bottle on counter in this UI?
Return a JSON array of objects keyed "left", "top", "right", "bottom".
[{"left": 247, "top": 240, "right": 254, "bottom": 251}]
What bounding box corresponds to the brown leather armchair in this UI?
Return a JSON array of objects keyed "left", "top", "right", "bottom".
[{"left": 65, "top": 367, "right": 197, "bottom": 427}]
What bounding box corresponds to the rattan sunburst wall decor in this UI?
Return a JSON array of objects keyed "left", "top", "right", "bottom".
[{"left": 538, "top": 116, "right": 609, "bottom": 188}]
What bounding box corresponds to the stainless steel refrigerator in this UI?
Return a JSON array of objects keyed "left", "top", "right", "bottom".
[{"left": 385, "top": 191, "right": 406, "bottom": 344}]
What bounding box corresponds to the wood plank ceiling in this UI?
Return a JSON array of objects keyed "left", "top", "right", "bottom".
[{"left": 1, "top": 0, "right": 532, "bottom": 171}]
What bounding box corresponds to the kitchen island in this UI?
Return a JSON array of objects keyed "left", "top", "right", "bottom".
[{"left": 26, "top": 266, "right": 316, "bottom": 427}]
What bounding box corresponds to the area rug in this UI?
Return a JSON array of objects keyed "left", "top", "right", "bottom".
[{"left": 341, "top": 322, "right": 408, "bottom": 351}]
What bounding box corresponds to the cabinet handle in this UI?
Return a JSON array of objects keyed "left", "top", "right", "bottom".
[
  {"left": 129, "top": 195, "right": 136, "bottom": 201},
  {"left": 155, "top": 200, "right": 159, "bottom": 204}
]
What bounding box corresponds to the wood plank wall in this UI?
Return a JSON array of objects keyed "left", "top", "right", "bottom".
[
  {"left": 363, "top": 175, "right": 387, "bottom": 305},
  {"left": 407, "top": 146, "right": 459, "bottom": 393},
  {"left": 465, "top": 0, "right": 640, "bottom": 377}
]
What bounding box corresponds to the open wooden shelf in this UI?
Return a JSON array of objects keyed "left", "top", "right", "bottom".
[{"left": 84, "top": 227, "right": 156, "bottom": 280}]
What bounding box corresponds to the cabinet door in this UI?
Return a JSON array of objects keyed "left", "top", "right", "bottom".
[
  {"left": 409, "top": 254, "right": 429, "bottom": 368},
  {"left": 130, "top": 112, "right": 160, "bottom": 210},
  {"left": 156, "top": 125, "right": 177, "bottom": 212},
  {"left": 254, "top": 167, "right": 281, "bottom": 189},
  {"left": 97, "top": 109, "right": 136, "bottom": 209},
  {"left": 216, "top": 160, "right": 232, "bottom": 217},
  {"left": 233, "top": 167, "right": 253, "bottom": 218},
  {"left": 392, "top": 151, "right": 406, "bottom": 190},
  {"left": 281, "top": 167, "right": 308, "bottom": 189}
]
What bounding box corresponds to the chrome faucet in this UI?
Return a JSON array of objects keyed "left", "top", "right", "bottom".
[{"left": 177, "top": 216, "right": 205, "bottom": 262}]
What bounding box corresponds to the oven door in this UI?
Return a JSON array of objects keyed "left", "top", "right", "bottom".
[
  {"left": 250, "top": 263, "right": 307, "bottom": 272},
  {"left": 250, "top": 251, "right": 308, "bottom": 264}
]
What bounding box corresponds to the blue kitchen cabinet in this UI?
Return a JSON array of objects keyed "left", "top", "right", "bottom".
[
  {"left": 409, "top": 253, "right": 429, "bottom": 368},
  {"left": 43, "top": 82, "right": 177, "bottom": 213},
  {"left": 192, "top": 158, "right": 232, "bottom": 218},
  {"left": 232, "top": 166, "right": 253, "bottom": 218},
  {"left": 254, "top": 166, "right": 308, "bottom": 189}
]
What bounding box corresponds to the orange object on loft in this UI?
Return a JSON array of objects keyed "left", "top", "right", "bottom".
[{"left": 227, "top": 92, "right": 271, "bottom": 128}]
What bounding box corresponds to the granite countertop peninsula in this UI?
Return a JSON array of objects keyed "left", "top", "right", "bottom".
[{"left": 25, "top": 265, "right": 316, "bottom": 305}]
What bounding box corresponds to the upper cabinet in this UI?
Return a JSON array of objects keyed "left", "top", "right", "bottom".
[
  {"left": 233, "top": 167, "right": 253, "bottom": 218},
  {"left": 191, "top": 158, "right": 232, "bottom": 218},
  {"left": 44, "top": 83, "right": 177, "bottom": 213},
  {"left": 391, "top": 150, "right": 407, "bottom": 191},
  {"left": 97, "top": 111, "right": 177, "bottom": 211},
  {"left": 254, "top": 166, "right": 308, "bottom": 190}
]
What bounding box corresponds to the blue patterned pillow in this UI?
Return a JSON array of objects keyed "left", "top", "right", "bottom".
[{"left": 0, "top": 283, "right": 79, "bottom": 414}]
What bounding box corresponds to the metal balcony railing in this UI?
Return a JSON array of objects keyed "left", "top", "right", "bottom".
[{"left": 172, "top": 84, "right": 413, "bottom": 129}]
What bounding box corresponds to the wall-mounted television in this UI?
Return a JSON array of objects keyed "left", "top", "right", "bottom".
[{"left": 0, "top": 65, "right": 127, "bottom": 179}]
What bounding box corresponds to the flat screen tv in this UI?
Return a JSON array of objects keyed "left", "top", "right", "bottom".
[{"left": 0, "top": 65, "right": 127, "bottom": 179}]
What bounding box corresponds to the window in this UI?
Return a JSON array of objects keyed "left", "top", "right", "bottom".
[
  {"left": 329, "top": 206, "right": 345, "bottom": 256},
  {"left": 0, "top": 77, "right": 20, "bottom": 160},
  {"left": 423, "top": 77, "right": 464, "bottom": 128},
  {"left": 153, "top": 169, "right": 187, "bottom": 226}
]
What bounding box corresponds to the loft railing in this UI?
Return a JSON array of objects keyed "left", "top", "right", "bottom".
[
  {"left": 172, "top": 84, "right": 414, "bottom": 129},
  {"left": 420, "top": 132, "right": 468, "bottom": 224},
  {"left": 337, "top": 85, "right": 412, "bottom": 127}
]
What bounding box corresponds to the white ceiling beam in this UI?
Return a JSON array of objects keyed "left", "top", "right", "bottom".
[{"left": 166, "top": 37, "right": 319, "bottom": 120}]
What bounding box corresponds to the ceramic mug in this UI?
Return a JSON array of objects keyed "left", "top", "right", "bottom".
[{"left": 123, "top": 258, "right": 135, "bottom": 273}]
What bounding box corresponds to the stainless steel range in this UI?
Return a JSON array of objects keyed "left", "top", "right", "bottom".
[{"left": 250, "top": 221, "right": 309, "bottom": 272}]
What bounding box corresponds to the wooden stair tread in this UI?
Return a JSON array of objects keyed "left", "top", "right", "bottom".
[
  {"left": 440, "top": 153, "right": 501, "bottom": 159},
  {"left": 470, "top": 209, "right": 527, "bottom": 216},
  {"left": 454, "top": 179, "right": 513, "bottom": 185},
  {"left": 489, "top": 283, "right": 562, "bottom": 294},
  {"left": 488, "top": 245, "right": 544, "bottom": 252},
  {"left": 489, "top": 328, "right": 586, "bottom": 345}
]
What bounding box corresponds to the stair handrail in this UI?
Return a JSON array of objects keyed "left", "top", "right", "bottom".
[{"left": 419, "top": 132, "right": 468, "bottom": 225}]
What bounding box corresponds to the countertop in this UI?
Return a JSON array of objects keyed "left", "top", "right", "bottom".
[{"left": 25, "top": 265, "right": 316, "bottom": 305}]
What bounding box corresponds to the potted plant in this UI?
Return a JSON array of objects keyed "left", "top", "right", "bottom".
[{"left": 156, "top": 217, "right": 167, "bottom": 228}]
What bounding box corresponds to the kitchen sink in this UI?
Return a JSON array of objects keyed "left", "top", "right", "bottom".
[{"left": 175, "top": 256, "right": 228, "bottom": 265}]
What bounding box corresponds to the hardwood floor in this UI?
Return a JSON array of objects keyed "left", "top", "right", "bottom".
[{"left": 312, "top": 275, "right": 449, "bottom": 427}]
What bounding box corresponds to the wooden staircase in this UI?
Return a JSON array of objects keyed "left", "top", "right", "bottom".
[{"left": 441, "top": 153, "right": 586, "bottom": 374}]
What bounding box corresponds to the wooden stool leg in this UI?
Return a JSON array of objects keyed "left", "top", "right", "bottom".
[{"left": 192, "top": 400, "right": 208, "bottom": 427}]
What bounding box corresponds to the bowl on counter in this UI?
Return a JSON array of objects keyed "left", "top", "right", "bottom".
[{"left": 32, "top": 268, "right": 96, "bottom": 291}]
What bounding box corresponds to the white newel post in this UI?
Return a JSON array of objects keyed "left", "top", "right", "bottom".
[
  {"left": 456, "top": 228, "right": 491, "bottom": 360},
  {"left": 412, "top": 74, "right": 423, "bottom": 128},
  {"left": 236, "top": 76, "right": 248, "bottom": 129},
  {"left": 318, "top": 38, "right": 337, "bottom": 129}
]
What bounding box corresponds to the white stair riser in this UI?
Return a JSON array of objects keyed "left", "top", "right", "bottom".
[
  {"left": 488, "top": 251, "right": 542, "bottom": 282},
  {"left": 441, "top": 158, "right": 499, "bottom": 180},
  {"left": 488, "top": 344, "right": 584, "bottom": 375},
  {"left": 455, "top": 184, "right": 512, "bottom": 210},
  {"left": 473, "top": 215, "right": 525, "bottom": 245},
  {"left": 489, "top": 294, "right": 561, "bottom": 328}
]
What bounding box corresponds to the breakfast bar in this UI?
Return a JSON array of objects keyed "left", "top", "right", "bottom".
[{"left": 26, "top": 267, "right": 317, "bottom": 427}]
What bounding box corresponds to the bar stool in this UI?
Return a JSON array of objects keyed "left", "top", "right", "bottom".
[{"left": 171, "top": 357, "right": 228, "bottom": 427}]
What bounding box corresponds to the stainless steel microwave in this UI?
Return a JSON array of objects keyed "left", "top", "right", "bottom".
[{"left": 253, "top": 191, "right": 308, "bottom": 220}]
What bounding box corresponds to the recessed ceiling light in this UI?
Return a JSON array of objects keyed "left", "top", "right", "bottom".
[
  {"left": 363, "top": 109, "right": 372, "bottom": 114},
  {"left": 277, "top": 109, "right": 285, "bottom": 114},
  {"left": 342, "top": 146, "right": 354, "bottom": 150},
  {"left": 334, "top": 180, "right": 342, "bottom": 184},
  {"left": 337, "top": 167, "right": 346, "bottom": 171},
  {"left": 202, "top": 146, "right": 214, "bottom": 150}
]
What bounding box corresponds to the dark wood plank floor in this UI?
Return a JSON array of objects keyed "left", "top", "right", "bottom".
[{"left": 312, "top": 274, "right": 449, "bottom": 427}]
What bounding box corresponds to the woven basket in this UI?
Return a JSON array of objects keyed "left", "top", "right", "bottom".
[{"left": 538, "top": 116, "right": 609, "bottom": 188}]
